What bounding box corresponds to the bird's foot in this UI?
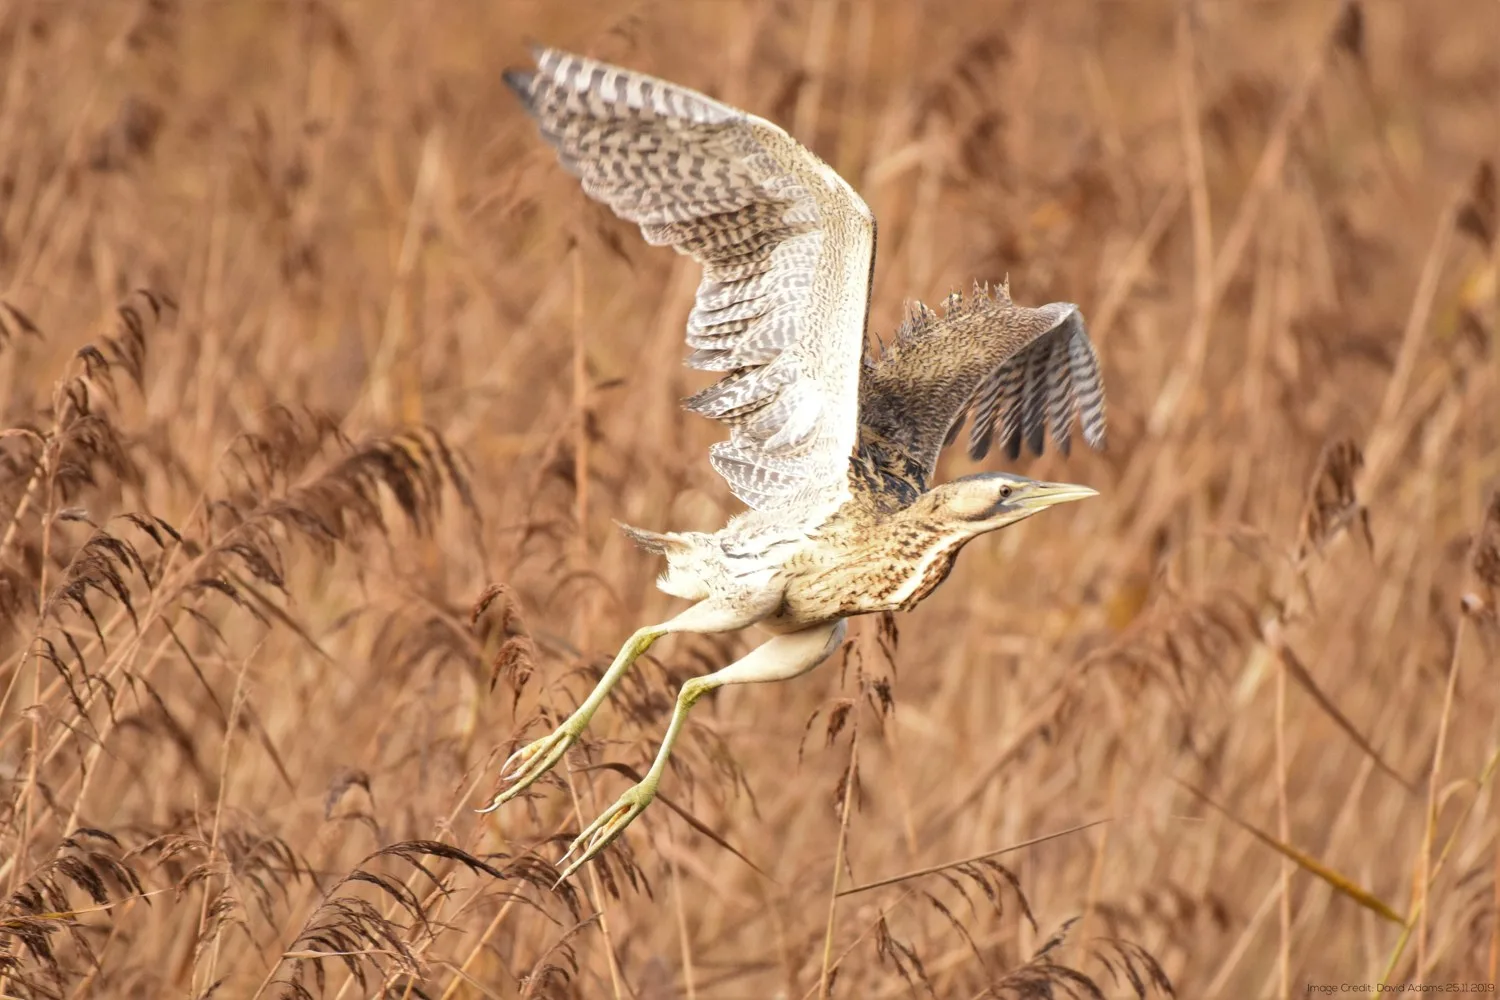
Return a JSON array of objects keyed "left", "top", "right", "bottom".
[
  {"left": 555, "top": 779, "right": 657, "bottom": 882},
  {"left": 477, "top": 722, "right": 582, "bottom": 814}
]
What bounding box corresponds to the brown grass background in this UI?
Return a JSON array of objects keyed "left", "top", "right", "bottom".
[{"left": 2, "top": 0, "right": 1499, "bottom": 997}]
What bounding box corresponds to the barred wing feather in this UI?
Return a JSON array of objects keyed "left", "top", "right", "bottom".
[
  {"left": 505, "top": 47, "right": 876, "bottom": 512},
  {"left": 962, "top": 308, "right": 1106, "bottom": 462},
  {"left": 861, "top": 286, "right": 1107, "bottom": 482}
]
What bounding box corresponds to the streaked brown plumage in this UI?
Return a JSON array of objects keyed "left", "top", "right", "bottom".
[{"left": 481, "top": 46, "right": 1109, "bottom": 880}]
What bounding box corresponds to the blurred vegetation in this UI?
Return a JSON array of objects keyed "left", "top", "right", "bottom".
[{"left": 1, "top": 0, "right": 1497, "bottom": 996}]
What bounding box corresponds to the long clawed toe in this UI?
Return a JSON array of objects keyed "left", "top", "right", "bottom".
[
  {"left": 555, "top": 781, "right": 656, "bottom": 883},
  {"left": 477, "top": 725, "right": 580, "bottom": 814}
]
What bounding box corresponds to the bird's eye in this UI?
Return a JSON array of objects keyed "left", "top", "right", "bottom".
[{"left": 998, "top": 485, "right": 1013, "bottom": 499}]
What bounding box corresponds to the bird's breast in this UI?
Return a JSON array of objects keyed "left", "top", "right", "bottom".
[
  {"left": 777, "top": 523, "right": 969, "bottom": 620},
  {"left": 881, "top": 531, "right": 968, "bottom": 611}
]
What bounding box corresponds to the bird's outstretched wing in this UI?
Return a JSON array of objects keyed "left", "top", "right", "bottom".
[
  {"left": 858, "top": 282, "right": 1106, "bottom": 482},
  {"left": 506, "top": 47, "right": 876, "bottom": 512}
]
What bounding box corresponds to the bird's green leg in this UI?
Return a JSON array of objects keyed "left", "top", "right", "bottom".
[
  {"left": 480, "top": 600, "right": 753, "bottom": 815},
  {"left": 478, "top": 626, "right": 662, "bottom": 813},
  {"left": 557, "top": 618, "right": 847, "bottom": 881}
]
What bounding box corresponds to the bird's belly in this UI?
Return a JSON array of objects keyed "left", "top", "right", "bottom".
[{"left": 777, "top": 546, "right": 961, "bottom": 623}]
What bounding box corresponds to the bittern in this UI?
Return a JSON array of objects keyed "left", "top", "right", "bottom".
[{"left": 483, "top": 47, "right": 1107, "bottom": 881}]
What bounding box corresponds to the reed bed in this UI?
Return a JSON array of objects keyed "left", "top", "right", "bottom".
[{"left": 1, "top": 1, "right": 1497, "bottom": 996}]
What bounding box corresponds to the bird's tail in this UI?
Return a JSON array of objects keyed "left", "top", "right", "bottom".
[
  {"left": 615, "top": 521, "right": 711, "bottom": 601},
  {"left": 615, "top": 521, "right": 680, "bottom": 554}
]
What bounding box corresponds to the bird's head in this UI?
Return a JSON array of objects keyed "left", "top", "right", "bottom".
[{"left": 921, "top": 472, "right": 1098, "bottom": 536}]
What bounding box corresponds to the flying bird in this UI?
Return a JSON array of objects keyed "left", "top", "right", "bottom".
[{"left": 482, "top": 46, "right": 1107, "bottom": 881}]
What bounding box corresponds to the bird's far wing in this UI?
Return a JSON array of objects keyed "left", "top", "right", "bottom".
[
  {"left": 506, "top": 47, "right": 876, "bottom": 512},
  {"left": 858, "top": 282, "right": 1106, "bottom": 481}
]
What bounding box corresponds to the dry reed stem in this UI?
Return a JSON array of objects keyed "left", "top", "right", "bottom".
[
  {"left": 1364, "top": 193, "right": 1462, "bottom": 487},
  {"left": 668, "top": 822, "right": 697, "bottom": 1000},
  {"left": 563, "top": 771, "right": 625, "bottom": 1000},
  {"left": 1275, "top": 635, "right": 1291, "bottom": 1000},
  {"left": 1417, "top": 612, "right": 1470, "bottom": 977},
  {"left": 836, "top": 818, "right": 1110, "bottom": 900},
  {"left": 799, "top": 890, "right": 916, "bottom": 1000},
  {"left": 818, "top": 731, "right": 858, "bottom": 1000}
]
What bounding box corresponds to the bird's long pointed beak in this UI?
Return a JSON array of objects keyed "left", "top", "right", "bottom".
[{"left": 1019, "top": 481, "right": 1099, "bottom": 510}]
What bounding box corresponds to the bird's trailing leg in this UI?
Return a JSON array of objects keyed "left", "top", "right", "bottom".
[
  {"left": 479, "top": 599, "right": 755, "bottom": 814},
  {"left": 558, "top": 618, "right": 848, "bottom": 881}
]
